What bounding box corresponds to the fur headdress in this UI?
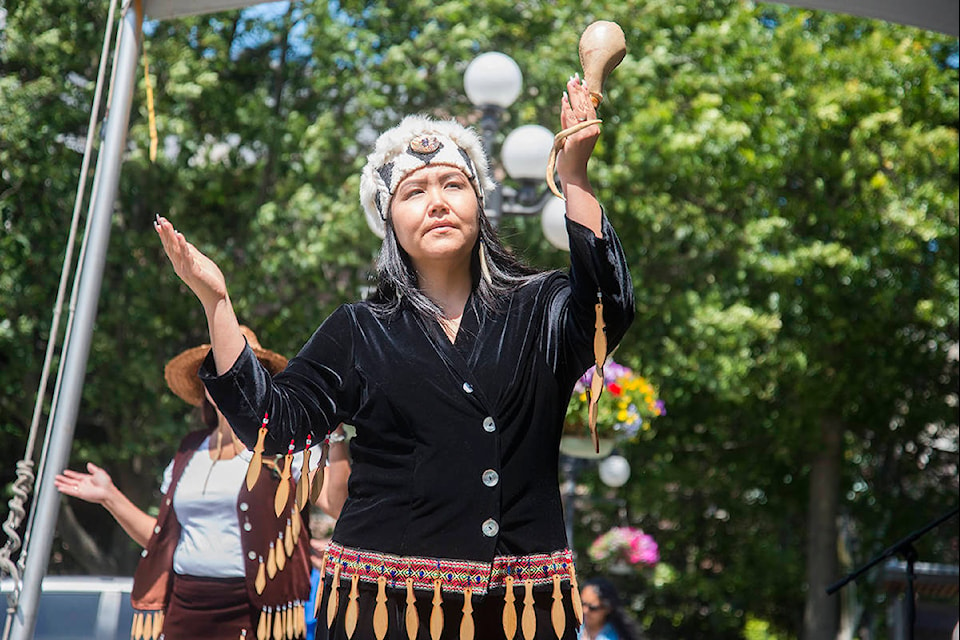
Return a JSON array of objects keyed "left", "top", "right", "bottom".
[{"left": 360, "top": 115, "right": 496, "bottom": 238}]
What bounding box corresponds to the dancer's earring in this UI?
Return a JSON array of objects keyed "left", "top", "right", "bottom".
[{"left": 478, "top": 240, "right": 493, "bottom": 286}]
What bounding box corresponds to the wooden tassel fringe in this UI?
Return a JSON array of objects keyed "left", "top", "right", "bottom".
[
  {"left": 131, "top": 610, "right": 165, "bottom": 640},
  {"left": 295, "top": 435, "right": 313, "bottom": 511},
  {"left": 587, "top": 296, "right": 607, "bottom": 452},
  {"left": 551, "top": 574, "right": 566, "bottom": 639},
  {"left": 460, "top": 587, "right": 475, "bottom": 640},
  {"left": 569, "top": 564, "right": 583, "bottom": 626},
  {"left": 502, "top": 575, "right": 517, "bottom": 640},
  {"left": 326, "top": 564, "right": 341, "bottom": 631},
  {"left": 521, "top": 579, "right": 536, "bottom": 640},
  {"left": 274, "top": 441, "right": 295, "bottom": 517},
  {"left": 272, "top": 605, "right": 283, "bottom": 639},
  {"left": 430, "top": 579, "right": 444, "bottom": 640},
  {"left": 266, "top": 542, "right": 278, "bottom": 579},
  {"left": 405, "top": 578, "right": 419, "bottom": 640},
  {"left": 247, "top": 414, "right": 269, "bottom": 491},
  {"left": 373, "top": 576, "right": 389, "bottom": 640},
  {"left": 314, "top": 552, "right": 327, "bottom": 618},
  {"left": 345, "top": 575, "right": 360, "bottom": 638}
]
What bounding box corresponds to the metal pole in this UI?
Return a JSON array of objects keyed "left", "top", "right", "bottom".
[
  {"left": 478, "top": 105, "right": 503, "bottom": 225},
  {"left": 904, "top": 544, "right": 917, "bottom": 640},
  {"left": 8, "top": 2, "right": 141, "bottom": 637}
]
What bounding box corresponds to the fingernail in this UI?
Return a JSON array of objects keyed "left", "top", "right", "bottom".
[
  {"left": 575, "top": 72, "right": 580, "bottom": 82},
  {"left": 563, "top": 91, "right": 569, "bottom": 102}
]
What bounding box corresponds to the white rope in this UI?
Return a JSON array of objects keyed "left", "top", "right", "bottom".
[
  {"left": 1, "top": 1, "right": 122, "bottom": 636},
  {"left": 24, "top": 0, "right": 127, "bottom": 548}
]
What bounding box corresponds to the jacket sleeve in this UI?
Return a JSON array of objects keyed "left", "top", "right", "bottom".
[
  {"left": 544, "top": 212, "right": 635, "bottom": 383},
  {"left": 198, "top": 305, "right": 362, "bottom": 455}
]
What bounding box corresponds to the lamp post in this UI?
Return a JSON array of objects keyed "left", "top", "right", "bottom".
[
  {"left": 462, "top": 52, "right": 569, "bottom": 249},
  {"left": 561, "top": 451, "right": 632, "bottom": 555}
]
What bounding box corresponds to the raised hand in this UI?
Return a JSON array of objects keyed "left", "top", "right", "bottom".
[
  {"left": 154, "top": 214, "right": 246, "bottom": 375},
  {"left": 56, "top": 462, "right": 158, "bottom": 547},
  {"left": 556, "top": 74, "right": 600, "bottom": 184},
  {"left": 155, "top": 214, "right": 228, "bottom": 309},
  {"left": 55, "top": 462, "right": 115, "bottom": 505}
]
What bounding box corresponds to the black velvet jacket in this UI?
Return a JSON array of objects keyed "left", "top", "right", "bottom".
[{"left": 201, "top": 214, "right": 634, "bottom": 595}]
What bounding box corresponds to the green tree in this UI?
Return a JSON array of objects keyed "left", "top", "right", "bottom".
[{"left": 571, "top": 3, "right": 957, "bottom": 640}]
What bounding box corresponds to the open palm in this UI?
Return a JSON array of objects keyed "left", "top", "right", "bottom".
[
  {"left": 54, "top": 462, "right": 114, "bottom": 505},
  {"left": 155, "top": 215, "right": 228, "bottom": 307}
]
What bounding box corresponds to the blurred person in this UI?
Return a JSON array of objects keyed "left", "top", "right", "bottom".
[
  {"left": 306, "top": 425, "right": 351, "bottom": 640},
  {"left": 578, "top": 577, "right": 642, "bottom": 640},
  {"left": 56, "top": 327, "right": 319, "bottom": 639}
]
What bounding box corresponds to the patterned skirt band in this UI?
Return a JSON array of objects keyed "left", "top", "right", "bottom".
[{"left": 322, "top": 542, "right": 576, "bottom": 597}]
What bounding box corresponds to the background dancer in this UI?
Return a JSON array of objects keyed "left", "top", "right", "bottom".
[
  {"left": 56, "top": 327, "right": 320, "bottom": 639},
  {"left": 577, "top": 577, "right": 643, "bottom": 640},
  {"left": 307, "top": 424, "right": 351, "bottom": 640}
]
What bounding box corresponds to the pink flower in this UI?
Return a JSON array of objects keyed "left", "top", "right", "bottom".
[
  {"left": 627, "top": 532, "right": 659, "bottom": 565},
  {"left": 588, "top": 526, "right": 659, "bottom": 568}
]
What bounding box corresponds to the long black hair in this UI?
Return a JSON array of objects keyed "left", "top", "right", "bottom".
[
  {"left": 582, "top": 577, "right": 643, "bottom": 640},
  {"left": 368, "top": 198, "right": 544, "bottom": 320}
]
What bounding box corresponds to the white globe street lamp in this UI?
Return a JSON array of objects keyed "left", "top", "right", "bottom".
[
  {"left": 501, "top": 124, "right": 555, "bottom": 181},
  {"left": 598, "top": 454, "right": 632, "bottom": 488},
  {"left": 463, "top": 52, "right": 568, "bottom": 251},
  {"left": 463, "top": 52, "right": 523, "bottom": 109},
  {"left": 539, "top": 196, "right": 570, "bottom": 252}
]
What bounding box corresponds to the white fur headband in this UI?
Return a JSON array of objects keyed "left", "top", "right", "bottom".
[{"left": 360, "top": 115, "right": 496, "bottom": 238}]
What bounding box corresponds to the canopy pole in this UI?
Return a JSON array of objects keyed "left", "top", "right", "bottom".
[{"left": 7, "top": 2, "right": 142, "bottom": 638}]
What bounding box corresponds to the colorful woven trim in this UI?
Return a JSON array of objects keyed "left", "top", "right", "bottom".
[{"left": 323, "top": 542, "right": 574, "bottom": 596}]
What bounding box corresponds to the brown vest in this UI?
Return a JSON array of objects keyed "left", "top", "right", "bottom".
[{"left": 129, "top": 429, "right": 311, "bottom": 639}]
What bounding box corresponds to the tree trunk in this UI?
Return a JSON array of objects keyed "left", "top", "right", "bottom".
[
  {"left": 802, "top": 415, "right": 842, "bottom": 640},
  {"left": 57, "top": 501, "right": 118, "bottom": 575}
]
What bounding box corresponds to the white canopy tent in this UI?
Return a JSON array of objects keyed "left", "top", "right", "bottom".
[
  {"left": 144, "top": 0, "right": 260, "bottom": 20},
  {"left": 145, "top": 0, "right": 957, "bottom": 36},
  {"left": 783, "top": 0, "right": 957, "bottom": 36},
  {"left": 5, "top": 0, "right": 955, "bottom": 638}
]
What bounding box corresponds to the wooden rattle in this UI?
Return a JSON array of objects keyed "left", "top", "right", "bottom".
[{"left": 545, "top": 21, "right": 627, "bottom": 198}]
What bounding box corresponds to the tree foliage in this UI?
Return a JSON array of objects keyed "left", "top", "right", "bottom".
[{"left": 1, "top": 0, "right": 956, "bottom": 637}]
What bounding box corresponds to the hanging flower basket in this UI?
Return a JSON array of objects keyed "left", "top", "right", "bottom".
[
  {"left": 588, "top": 526, "right": 659, "bottom": 572},
  {"left": 563, "top": 359, "right": 665, "bottom": 444}
]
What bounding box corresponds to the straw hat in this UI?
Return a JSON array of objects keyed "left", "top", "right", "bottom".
[{"left": 164, "top": 325, "right": 288, "bottom": 407}]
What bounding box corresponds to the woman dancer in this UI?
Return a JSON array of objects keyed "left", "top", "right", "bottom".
[{"left": 156, "top": 74, "right": 634, "bottom": 639}]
